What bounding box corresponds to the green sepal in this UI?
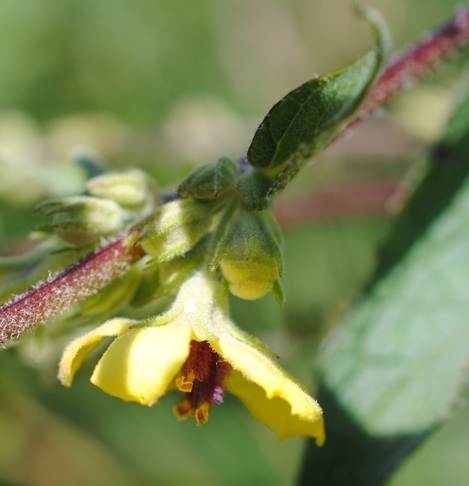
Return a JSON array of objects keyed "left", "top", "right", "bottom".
[
  {"left": 272, "top": 278, "right": 285, "bottom": 307},
  {"left": 177, "top": 157, "right": 238, "bottom": 201},
  {"left": 208, "top": 200, "right": 240, "bottom": 271},
  {"left": 236, "top": 170, "right": 275, "bottom": 211},
  {"left": 241, "top": 7, "right": 390, "bottom": 209},
  {"left": 210, "top": 207, "right": 283, "bottom": 274},
  {"left": 73, "top": 148, "right": 107, "bottom": 178}
]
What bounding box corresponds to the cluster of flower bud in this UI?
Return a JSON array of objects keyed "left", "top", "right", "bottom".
[
  {"left": 9, "top": 154, "right": 288, "bottom": 372},
  {"left": 35, "top": 155, "right": 286, "bottom": 307},
  {"left": 134, "top": 156, "right": 285, "bottom": 303},
  {"left": 35, "top": 168, "right": 158, "bottom": 247}
]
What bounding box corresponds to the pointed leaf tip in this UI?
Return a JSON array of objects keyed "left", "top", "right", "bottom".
[{"left": 241, "top": 8, "right": 390, "bottom": 209}]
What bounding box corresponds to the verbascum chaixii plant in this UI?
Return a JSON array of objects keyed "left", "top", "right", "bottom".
[
  {"left": 4, "top": 8, "right": 469, "bottom": 480},
  {"left": 0, "top": 7, "right": 389, "bottom": 445}
]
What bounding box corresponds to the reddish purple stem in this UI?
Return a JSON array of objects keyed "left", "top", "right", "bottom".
[
  {"left": 0, "top": 6, "right": 469, "bottom": 346},
  {"left": 357, "top": 6, "right": 469, "bottom": 121},
  {"left": 0, "top": 237, "right": 144, "bottom": 346}
]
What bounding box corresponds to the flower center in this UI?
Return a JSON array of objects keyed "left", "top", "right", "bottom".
[{"left": 174, "top": 340, "right": 230, "bottom": 425}]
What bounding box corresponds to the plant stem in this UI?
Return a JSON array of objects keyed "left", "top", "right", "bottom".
[
  {"left": 0, "top": 6, "right": 468, "bottom": 346},
  {"left": 356, "top": 6, "right": 469, "bottom": 122},
  {"left": 0, "top": 236, "right": 144, "bottom": 346}
]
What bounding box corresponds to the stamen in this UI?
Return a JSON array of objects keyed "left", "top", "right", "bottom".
[
  {"left": 173, "top": 340, "right": 231, "bottom": 425},
  {"left": 175, "top": 371, "right": 196, "bottom": 392},
  {"left": 173, "top": 399, "right": 191, "bottom": 420},
  {"left": 194, "top": 402, "right": 210, "bottom": 426}
]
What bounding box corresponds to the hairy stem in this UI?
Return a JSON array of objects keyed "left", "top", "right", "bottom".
[
  {"left": 0, "top": 236, "right": 144, "bottom": 346},
  {"left": 357, "top": 6, "right": 469, "bottom": 121},
  {"left": 0, "top": 6, "right": 468, "bottom": 346}
]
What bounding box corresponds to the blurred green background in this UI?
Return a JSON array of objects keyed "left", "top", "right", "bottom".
[{"left": 0, "top": 0, "right": 467, "bottom": 484}]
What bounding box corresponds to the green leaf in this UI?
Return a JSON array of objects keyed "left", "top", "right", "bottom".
[
  {"left": 240, "top": 8, "right": 390, "bottom": 210},
  {"left": 300, "top": 93, "right": 469, "bottom": 485}
]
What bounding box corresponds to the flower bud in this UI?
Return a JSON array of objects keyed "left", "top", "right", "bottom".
[
  {"left": 212, "top": 209, "right": 283, "bottom": 300},
  {"left": 35, "top": 196, "right": 124, "bottom": 246},
  {"left": 134, "top": 199, "right": 213, "bottom": 262},
  {"left": 85, "top": 169, "right": 158, "bottom": 211},
  {"left": 177, "top": 157, "right": 237, "bottom": 201}
]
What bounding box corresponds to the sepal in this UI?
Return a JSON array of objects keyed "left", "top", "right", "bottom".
[
  {"left": 236, "top": 170, "right": 275, "bottom": 211},
  {"left": 177, "top": 157, "right": 238, "bottom": 201}
]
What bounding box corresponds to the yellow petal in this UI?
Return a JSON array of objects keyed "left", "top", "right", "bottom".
[
  {"left": 91, "top": 326, "right": 192, "bottom": 406},
  {"left": 221, "top": 342, "right": 325, "bottom": 444},
  {"left": 58, "top": 318, "right": 136, "bottom": 387}
]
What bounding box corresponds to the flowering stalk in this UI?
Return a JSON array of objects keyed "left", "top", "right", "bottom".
[
  {"left": 0, "top": 235, "right": 144, "bottom": 346},
  {"left": 356, "top": 6, "right": 469, "bottom": 121},
  {"left": 0, "top": 7, "right": 468, "bottom": 346}
]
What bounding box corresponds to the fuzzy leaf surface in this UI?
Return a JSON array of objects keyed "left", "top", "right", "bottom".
[
  {"left": 242, "top": 8, "right": 389, "bottom": 209},
  {"left": 300, "top": 94, "right": 469, "bottom": 485}
]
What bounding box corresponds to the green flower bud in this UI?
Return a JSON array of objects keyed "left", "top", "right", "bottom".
[
  {"left": 134, "top": 199, "right": 213, "bottom": 262},
  {"left": 177, "top": 157, "right": 238, "bottom": 201},
  {"left": 85, "top": 169, "right": 158, "bottom": 211},
  {"left": 35, "top": 196, "right": 125, "bottom": 246},
  {"left": 211, "top": 208, "right": 283, "bottom": 300},
  {"left": 220, "top": 255, "right": 276, "bottom": 300}
]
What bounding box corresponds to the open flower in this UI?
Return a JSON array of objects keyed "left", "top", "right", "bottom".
[{"left": 59, "top": 271, "right": 324, "bottom": 444}]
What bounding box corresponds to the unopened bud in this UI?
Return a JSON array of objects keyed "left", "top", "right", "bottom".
[
  {"left": 85, "top": 169, "right": 158, "bottom": 211},
  {"left": 212, "top": 209, "right": 283, "bottom": 300},
  {"left": 177, "top": 157, "right": 237, "bottom": 201},
  {"left": 134, "top": 199, "right": 213, "bottom": 262},
  {"left": 35, "top": 196, "right": 124, "bottom": 246}
]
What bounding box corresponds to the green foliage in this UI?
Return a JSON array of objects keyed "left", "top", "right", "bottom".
[
  {"left": 300, "top": 93, "right": 469, "bottom": 484},
  {"left": 239, "top": 8, "right": 390, "bottom": 209},
  {"left": 1, "top": 2, "right": 469, "bottom": 485}
]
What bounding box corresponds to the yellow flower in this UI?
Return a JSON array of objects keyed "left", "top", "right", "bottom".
[{"left": 58, "top": 271, "right": 324, "bottom": 444}]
